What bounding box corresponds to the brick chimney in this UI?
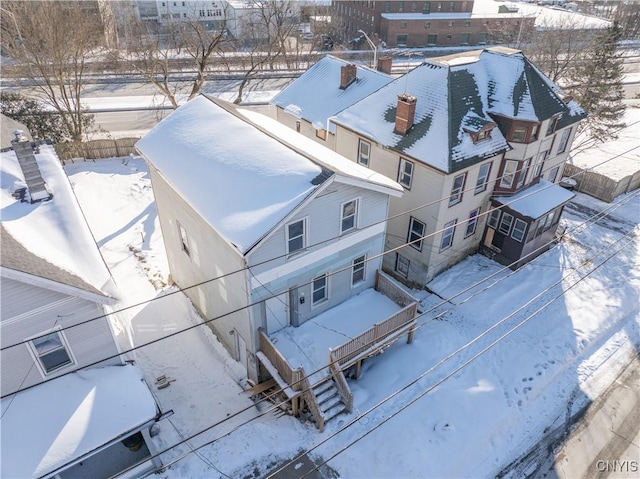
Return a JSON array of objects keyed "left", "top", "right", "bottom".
[
  {"left": 377, "top": 56, "right": 392, "bottom": 74},
  {"left": 340, "top": 63, "right": 357, "bottom": 89},
  {"left": 395, "top": 94, "right": 417, "bottom": 135}
]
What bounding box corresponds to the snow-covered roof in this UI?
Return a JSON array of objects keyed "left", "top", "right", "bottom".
[
  {"left": 0, "top": 364, "right": 158, "bottom": 479},
  {"left": 1, "top": 114, "right": 32, "bottom": 151},
  {"left": 494, "top": 179, "right": 575, "bottom": 218},
  {"left": 0, "top": 145, "right": 114, "bottom": 297},
  {"left": 270, "top": 55, "right": 393, "bottom": 130},
  {"left": 570, "top": 101, "right": 640, "bottom": 181},
  {"left": 331, "top": 47, "right": 585, "bottom": 174},
  {"left": 137, "top": 95, "right": 402, "bottom": 254}
]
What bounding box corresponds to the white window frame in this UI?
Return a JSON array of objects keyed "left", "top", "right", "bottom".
[
  {"left": 465, "top": 208, "right": 480, "bottom": 238},
  {"left": 340, "top": 199, "right": 359, "bottom": 234},
  {"left": 498, "top": 212, "right": 514, "bottom": 235},
  {"left": 28, "top": 329, "right": 76, "bottom": 376},
  {"left": 449, "top": 173, "right": 466, "bottom": 206},
  {"left": 177, "top": 221, "right": 190, "bottom": 257},
  {"left": 351, "top": 254, "right": 366, "bottom": 286},
  {"left": 500, "top": 160, "right": 518, "bottom": 188},
  {"left": 511, "top": 218, "right": 528, "bottom": 242},
  {"left": 487, "top": 209, "right": 500, "bottom": 229},
  {"left": 475, "top": 162, "right": 491, "bottom": 194},
  {"left": 398, "top": 158, "right": 414, "bottom": 189},
  {"left": 440, "top": 220, "right": 456, "bottom": 251},
  {"left": 533, "top": 151, "right": 548, "bottom": 178},
  {"left": 408, "top": 217, "right": 426, "bottom": 251},
  {"left": 396, "top": 253, "right": 410, "bottom": 278},
  {"left": 358, "top": 139, "right": 371, "bottom": 167},
  {"left": 312, "top": 274, "right": 328, "bottom": 305},
  {"left": 557, "top": 128, "right": 571, "bottom": 154},
  {"left": 548, "top": 166, "right": 560, "bottom": 183},
  {"left": 517, "top": 158, "right": 531, "bottom": 188},
  {"left": 286, "top": 217, "right": 307, "bottom": 255}
]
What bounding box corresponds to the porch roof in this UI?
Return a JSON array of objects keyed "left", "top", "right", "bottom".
[
  {"left": 493, "top": 179, "right": 575, "bottom": 219},
  {"left": 270, "top": 288, "right": 402, "bottom": 382},
  {"left": 0, "top": 364, "right": 158, "bottom": 479}
]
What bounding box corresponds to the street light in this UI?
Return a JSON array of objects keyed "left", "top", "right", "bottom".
[{"left": 358, "top": 29, "right": 377, "bottom": 69}]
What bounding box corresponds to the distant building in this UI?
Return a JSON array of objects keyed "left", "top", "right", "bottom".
[{"left": 332, "top": 0, "right": 535, "bottom": 48}]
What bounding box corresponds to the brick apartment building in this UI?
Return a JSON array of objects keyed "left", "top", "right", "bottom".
[{"left": 332, "top": 0, "right": 534, "bottom": 48}]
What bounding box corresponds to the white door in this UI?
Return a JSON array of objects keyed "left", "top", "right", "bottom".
[{"left": 265, "top": 293, "right": 289, "bottom": 334}]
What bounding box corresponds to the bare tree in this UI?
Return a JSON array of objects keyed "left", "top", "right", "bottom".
[
  {"left": 0, "top": 1, "right": 103, "bottom": 142},
  {"left": 121, "top": 4, "right": 227, "bottom": 109}
]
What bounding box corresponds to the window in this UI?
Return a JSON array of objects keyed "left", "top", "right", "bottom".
[
  {"left": 500, "top": 160, "right": 518, "bottom": 188},
  {"left": 548, "top": 166, "right": 560, "bottom": 183},
  {"left": 487, "top": 209, "right": 500, "bottom": 229},
  {"left": 517, "top": 158, "right": 530, "bottom": 188},
  {"left": 449, "top": 1, "right": 455, "bottom": 11},
  {"left": 498, "top": 212, "right": 514, "bottom": 235},
  {"left": 341, "top": 199, "right": 358, "bottom": 233},
  {"left": 511, "top": 218, "right": 527, "bottom": 242},
  {"left": 478, "top": 32, "right": 487, "bottom": 44},
  {"left": 397, "top": 34, "right": 408, "bottom": 46},
  {"left": 385, "top": 1, "right": 391, "bottom": 12},
  {"left": 425, "top": 21, "right": 431, "bottom": 29},
  {"left": 31, "top": 331, "right": 74, "bottom": 374},
  {"left": 295, "top": 120, "right": 301, "bottom": 132},
  {"left": 312, "top": 274, "right": 328, "bottom": 304},
  {"left": 465, "top": 208, "right": 480, "bottom": 237},
  {"left": 398, "top": 1, "right": 404, "bottom": 12},
  {"left": 546, "top": 116, "right": 559, "bottom": 136},
  {"left": 401, "top": 21, "right": 407, "bottom": 29},
  {"left": 396, "top": 254, "right": 410, "bottom": 277},
  {"left": 511, "top": 125, "right": 527, "bottom": 143},
  {"left": 543, "top": 211, "right": 555, "bottom": 230},
  {"left": 557, "top": 128, "right": 571, "bottom": 154},
  {"left": 408, "top": 217, "right": 426, "bottom": 250},
  {"left": 352, "top": 255, "right": 366, "bottom": 285},
  {"left": 411, "top": 1, "right": 418, "bottom": 11},
  {"left": 358, "top": 139, "right": 371, "bottom": 166},
  {"left": 475, "top": 162, "right": 491, "bottom": 193},
  {"left": 531, "top": 124, "right": 540, "bottom": 141},
  {"left": 440, "top": 220, "right": 456, "bottom": 250},
  {"left": 449, "top": 173, "right": 466, "bottom": 206},
  {"left": 448, "top": 21, "right": 455, "bottom": 27},
  {"left": 427, "top": 34, "right": 437, "bottom": 45},
  {"left": 532, "top": 151, "right": 547, "bottom": 178},
  {"left": 398, "top": 158, "right": 414, "bottom": 189},
  {"left": 437, "top": 1, "right": 443, "bottom": 11},
  {"left": 286, "top": 219, "right": 306, "bottom": 254},
  {"left": 461, "top": 33, "right": 470, "bottom": 45},
  {"left": 423, "top": 2, "right": 431, "bottom": 13},
  {"left": 464, "top": 20, "right": 471, "bottom": 27},
  {"left": 178, "top": 222, "right": 190, "bottom": 257},
  {"left": 316, "top": 129, "right": 327, "bottom": 140}
]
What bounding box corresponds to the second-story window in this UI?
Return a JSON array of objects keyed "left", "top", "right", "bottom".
[
  {"left": 408, "top": 217, "right": 426, "bottom": 250},
  {"left": 465, "top": 208, "right": 480, "bottom": 237},
  {"left": 449, "top": 173, "right": 466, "bottom": 206},
  {"left": 500, "top": 160, "right": 518, "bottom": 188},
  {"left": 532, "top": 150, "right": 548, "bottom": 178},
  {"left": 341, "top": 199, "right": 358, "bottom": 233},
  {"left": 358, "top": 139, "right": 371, "bottom": 167},
  {"left": 475, "top": 162, "right": 491, "bottom": 193},
  {"left": 398, "top": 158, "right": 414, "bottom": 189},
  {"left": 286, "top": 218, "right": 306, "bottom": 254},
  {"left": 516, "top": 158, "right": 531, "bottom": 188},
  {"left": 440, "top": 220, "right": 456, "bottom": 250},
  {"left": 557, "top": 127, "right": 572, "bottom": 154},
  {"left": 30, "top": 331, "right": 75, "bottom": 375}
]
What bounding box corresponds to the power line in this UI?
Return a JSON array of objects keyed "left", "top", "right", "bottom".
[
  {"left": 110, "top": 192, "right": 640, "bottom": 478},
  {"left": 292, "top": 232, "right": 637, "bottom": 479}
]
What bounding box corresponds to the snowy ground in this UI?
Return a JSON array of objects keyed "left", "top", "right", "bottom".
[{"left": 66, "top": 156, "right": 639, "bottom": 478}]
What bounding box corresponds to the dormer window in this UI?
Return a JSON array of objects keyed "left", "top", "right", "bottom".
[
  {"left": 509, "top": 121, "right": 541, "bottom": 144},
  {"left": 462, "top": 119, "right": 496, "bottom": 144}
]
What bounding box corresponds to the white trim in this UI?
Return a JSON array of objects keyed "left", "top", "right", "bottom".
[
  {"left": 0, "top": 267, "right": 115, "bottom": 305},
  {"left": 0, "top": 296, "right": 77, "bottom": 328},
  {"left": 26, "top": 327, "right": 77, "bottom": 378},
  {"left": 333, "top": 175, "right": 403, "bottom": 197},
  {"left": 350, "top": 254, "right": 367, "bottom": 288},
  {"left": 340, "top": 198, "right": 359, "bottom": 235},
  {"left": 311, "top": 273, "right": 329, "bottom": 307},
  {"left": 285, "top": 216, "right": 309, "bottom": 256},
  {"left": 250, "top": 222, "right": 386, "bottom": 289}
]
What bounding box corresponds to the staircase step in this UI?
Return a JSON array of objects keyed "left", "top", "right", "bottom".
[
  {"left": 312, "top": 380, "right": 333, "bottom": 396},
  {"left": 316, "top": 388, "right": 338, "bottom": 407},
  {"left": 322, "top": 403, "right": 347, "bottom": 422},
  {"left": 320, "top": 394, "right": 342, "bottom": 413}
]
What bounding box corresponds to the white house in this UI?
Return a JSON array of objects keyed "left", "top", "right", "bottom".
[
  {"left": 273, "top": 47, "right": 586, "bottom": 284},
  {"left": 137, "top": 94, "right": 418, "bottom": 430},
  {"left": 0, "top": 143, "right": 166, "bottom": 478}
]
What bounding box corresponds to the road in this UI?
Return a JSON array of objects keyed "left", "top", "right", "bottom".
[{"left": 500, "top": 353, "right": 640, "bottom": 479}]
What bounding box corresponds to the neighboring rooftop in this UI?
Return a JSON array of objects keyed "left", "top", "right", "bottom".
[
  {"left": 270, "top": 55, "right": 393, "bottom": 130},
  {"left": 494, "top": 179, "right": 575, "bottom": 218},
  {"left": 0, "top": 114, "right": 32, "bottom": 151},
  {"left": 331, "top": 47, "right": 585, "bottom": 173},
  {"left": 0, "top": 364, "right": 158, "bottom": 479},
  {"left": 0, "top": 145, "right": 114, "bottom": 296},
  {"left": 136, "top": 95, "right": 402, "bottom": 254}
]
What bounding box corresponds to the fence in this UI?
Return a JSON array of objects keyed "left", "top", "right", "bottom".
[
  {"left": 55, "top": 137, "right": 140, "bottom": 163},
  {"left": 563, "top": 164, "right": 640, "bottom": 203}
]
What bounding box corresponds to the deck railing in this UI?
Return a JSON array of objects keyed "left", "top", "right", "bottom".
[
  {"left": 258, "top": 328, "right": 300, "bottom": 390},
  {"left": 374, "top": 270, "right": 417, "bottom": 307},
  {"left": 329, "top": 351, "right": 354, "bottom": 413},
  {"left": 298, "top": 371, "right": 325, "bottom": 432}
]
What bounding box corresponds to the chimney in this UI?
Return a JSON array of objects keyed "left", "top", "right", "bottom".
[
  {"left": 395, "top": 94, "right": 417, "bottom": 135},
  {"left": 377, "top": 56, "right": 392, "bottom": 74},
  {"left": 340, "top": 63, "right": 357, "bottom": 89}
]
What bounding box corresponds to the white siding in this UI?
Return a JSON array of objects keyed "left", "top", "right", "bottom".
[{"left": 1, "top": 278, "right": 121, "bottom": 396}]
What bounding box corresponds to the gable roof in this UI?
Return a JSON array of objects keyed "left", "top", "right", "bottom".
[
  {"left": 331, "top": 47, "right": 586, "bottom": 174},
  {"left": 136, "top": 95, "right": 402, "bottom": 255},
  {"left": 270, "top": 55, "right": 393, "bottom": 130},
  {"left": 0, "top": 146, "right": 114, "bottom": 298}
]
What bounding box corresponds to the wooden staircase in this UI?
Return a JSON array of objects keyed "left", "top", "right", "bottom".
[{"left": 311, "top": 377, "right": 349, "bottom": 425}]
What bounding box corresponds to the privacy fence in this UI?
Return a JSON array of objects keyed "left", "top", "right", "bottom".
[
  {"left": 55, "top": 138, "right": 140, "bottom": 163},
  {"left": 563, "top": 164, "right": 640, "bottom": 203}
]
